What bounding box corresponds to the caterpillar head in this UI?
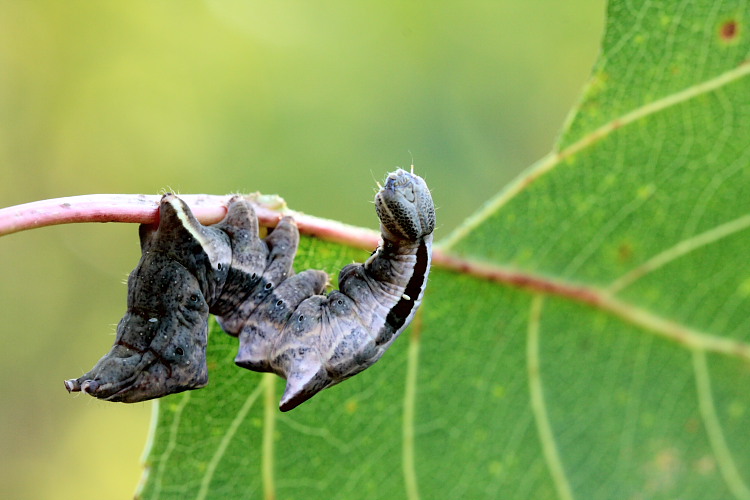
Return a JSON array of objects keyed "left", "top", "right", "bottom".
[{"left": 375, "top": 169, "right": 435, "bottom": 242}]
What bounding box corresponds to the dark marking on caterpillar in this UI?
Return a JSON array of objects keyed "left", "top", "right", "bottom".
[{"left": 231, "top": 168, "right": 435, "bottom": 411}]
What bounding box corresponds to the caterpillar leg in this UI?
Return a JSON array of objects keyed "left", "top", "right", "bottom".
[
  {"left": 262, "top": 216, "right": 300, "bottom": 282},
  {"left": 211, "top": 198, "right": 269, "bottom": 331},
  {"left": 271, "top": 296, "right": 333, "bottom": 411},
  {"left": 273, "top": 169, "right": 435, "bottom": 410},
  {"left": 213, "top": 197, "right": 268, "bottom": 277},
  {"left": 235, "top": 269, "right": 328, "bottom": 372},
  {"left": 279, "top": 363, "right": 330, "bottom": 412},
  {"left": 213, "top": 212, "right": 301, "bottom": 335}
]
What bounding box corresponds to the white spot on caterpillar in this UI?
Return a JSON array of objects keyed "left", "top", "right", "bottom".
[{"left": 401, "top": 293, "right": 411, "bottom": 301}]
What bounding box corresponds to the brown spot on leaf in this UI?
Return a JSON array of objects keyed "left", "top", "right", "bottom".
[
  {"left": 618, "top": 242, "right": 633, "bottom": 263},
  {"left": 684, "top": 417, "right": 700, "bottom": 434},
  {"left": 720, "top": 19, "right": 739, "bottom": 41}
]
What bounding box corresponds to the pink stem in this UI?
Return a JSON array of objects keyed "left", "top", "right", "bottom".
[
  {"left": 0, "top": 193, "right": 607, "bottom": 303},
  {"left": 5, "top": 194, "right": 745, "bottom": 363},
  {"left": 0, "top": 193, "right": 381, "bottom": 250}
]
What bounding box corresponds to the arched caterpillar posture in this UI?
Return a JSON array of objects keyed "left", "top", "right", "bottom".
[
  {"left": 64, "top": 168, "right": 434, "bottom": 411},
  {"left": 64, "top": 193, "right": 313, "bottom": 402},
  {"left": 231, "top": 168, "right": 435, "bottom": 410}
]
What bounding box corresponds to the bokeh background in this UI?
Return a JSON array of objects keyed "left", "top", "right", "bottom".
[{"left": 0, "top": 2, "right": 603, "bottom": 499}]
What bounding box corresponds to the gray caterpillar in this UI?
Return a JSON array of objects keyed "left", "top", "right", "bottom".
[
  {"left": 65, "top": 169, "right": 434, "bottom": 411},
  {"left": 64, "top": 194, "right": 309, "bottom": 402},
  {"left": 227, "top": 168, "right": 435, "bottom": 410}
]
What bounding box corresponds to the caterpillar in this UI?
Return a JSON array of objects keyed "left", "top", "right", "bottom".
[
  {"left": 229, "top": 168, "right": 435, "bottom": 410},
  {"left": 63, "top": 194, "right": 313, "bottom": 402},
  {"left": 64, "top": 168, "right": 434, "bottom": 411}
]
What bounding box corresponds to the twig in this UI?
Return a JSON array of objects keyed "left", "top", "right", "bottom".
[
  {"left": 3, "top": 194, "right": 748, "bottom": 362},
  {"left": 0, "top": 193, "right": 381, "bottom": 249}
]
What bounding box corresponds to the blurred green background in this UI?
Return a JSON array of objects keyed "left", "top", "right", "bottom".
[{"left": 0, "top": 2, "right": 602, "bottom": 499}]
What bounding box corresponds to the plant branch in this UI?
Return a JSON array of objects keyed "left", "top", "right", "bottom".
[
  {"left": 434, "top": 252, "right": 750, "bottom": 362},
  {"left": 3, "top": 194, "right": 747, "bottom": 362},
  {"left": 0, "top": 193, "right": 381, "bottom": 249}
]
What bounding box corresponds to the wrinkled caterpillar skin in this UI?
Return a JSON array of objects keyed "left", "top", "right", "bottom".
[
  {"left": 64, "top": 169, "right": 433, "bottom": 409},
  {"left": 234, "top": 169, "right": 435, "bottom": 411},
  {"left": 64, "top": 194, "right": 312, "bottom": 402}
]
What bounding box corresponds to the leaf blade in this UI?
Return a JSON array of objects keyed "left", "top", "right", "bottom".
[{"left": 138, "top": 0, "right": 750, "bottom": 498}]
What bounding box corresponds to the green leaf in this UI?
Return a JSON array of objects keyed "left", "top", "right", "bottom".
[{"left": 138, "top": 1, "right": 750, "bottom": 499}]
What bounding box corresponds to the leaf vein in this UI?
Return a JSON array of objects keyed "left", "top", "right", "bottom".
[
  {"left": 262, "top": 374, "right": 277, "bottom": 500},
  {"left": 402, "top": 321, "right": 422, "bottom": 500},
  {"left": 195, "top": 382, "right": 264, "bottom": 500},
  {"left": 608, "top": 212, "right": 750, "bottom": 293},
  {"left": 152, "top": 393, "right": 192, "bottom": 500},
  {"left": 692, "top": 350, "right": 750, "bottom": 500},
  {"left": 527, "top": 296, "right": 575, "bottom": 500},
  {"left": 681, "top": 139, "right": 750, "bottom": 241},
  {"left": 277, "top": 417, "right": 350, "bottom": 453},
  {"left": 434, "top": 254, "right": 750, "bottom": 362}
]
